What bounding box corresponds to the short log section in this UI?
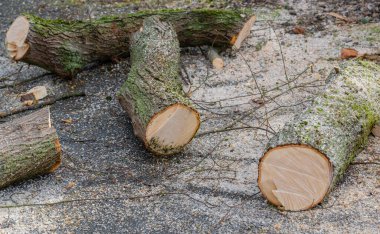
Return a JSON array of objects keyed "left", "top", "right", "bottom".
[
  {"left": 117, "top": 16, "right": 200, "bottom": 156},
  {"left": 258, "top": 60, "right": 380, "bottom": 211},
  {"left": 0, "top": 107, "right": 61, "bottom": 189},
  {"left": 6, "top": 9, "right": 255, "bottom": 77},
  {"left": 207, "top": 48, "right": 224, "bottom": 70}
]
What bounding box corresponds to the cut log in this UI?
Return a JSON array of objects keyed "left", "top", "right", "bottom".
[
  {"left": 207, "top": 48, "right": 224, "bottom": 70},
  {"left": 6, "top": 9, "right": 255, "bottom": 77},
  {"left": 258, "top": 60, "right": 380, "bottom": 211},
  {"left": 117, "top": 16, "right": 200, "bottom": 156},
  {"left": 0, "top": 107, "right": 61, "bottom": 189}
]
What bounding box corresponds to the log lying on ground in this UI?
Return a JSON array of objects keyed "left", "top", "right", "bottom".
[
  {"left": 117, "top": 16, "right": 200, "bottom": 156},
  {"left": 258, "top": 60, "right": 380, "bottom": 211},
  {"left": 0, "top": 107, "right": 61, "bottom": 188},
  {"left": 207, "top": 48, "right": 224, "bottom": 69},
  {"left": 6, "top": 9, "right": 255, "bottom": 77}
]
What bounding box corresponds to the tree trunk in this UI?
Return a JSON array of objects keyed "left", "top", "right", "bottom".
[
  {"left": 117, "top": 16, "right": 200, "bottom": 156},
  {"left": 0, "top": 107, "right": 61, "bottom": 189},
  {"left": 6, "top": 9, "right": 255, "bottom": 77},
  {"left": 258, "top": 60, "right": 380, "bottom": 211}
]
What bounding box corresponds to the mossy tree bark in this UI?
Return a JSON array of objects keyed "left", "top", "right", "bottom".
[
  {"left": 117, "top": 16, "right": 200, "bottom": 156},
  {"left": 258, "top": 60, "right": 380, "bottom": 211},
  {"left": 6, "top": 9, "right": 255, "bottom": 77},
  {"left": 0, "top": 107, "right": 61, "bottom": 189}
]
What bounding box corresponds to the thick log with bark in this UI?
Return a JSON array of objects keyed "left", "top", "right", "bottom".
[
  {"left": 117, "top": 16, "right": 200, "bottom": 156},
  {"left": 0, "top": 107, "right": 61, "bottom": 188},
  {"left": 6, "top": 9, "right": 255, "bottom": 77},
  {"left": 258, "top": 60, "right": 380, "bottom": 211}
]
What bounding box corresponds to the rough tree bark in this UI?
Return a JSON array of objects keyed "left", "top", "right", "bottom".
[
  {"left": 258, "top": 60, "right": 380, "bottom": 211},
  {"left": 0, "top": 107, "right": 61, "bottom": 189},
  {"left": 117, "top": 16, "right": 200, "bottom": 156},
  {"left": 6, "top": 9, "right": 255, "bottom": 77}
]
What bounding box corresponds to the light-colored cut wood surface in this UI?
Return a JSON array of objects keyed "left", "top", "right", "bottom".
[
  {"left": 146, "top": 104, "right": 200, "bottom": 148},
  {"left": 6, "top": 16, "right": 30, "bottom": 60},
  {"left": 233, "top": 16, "right": 256, "bottom": 49},
  {"left": 258, "top": 145, "right": 332, "bottom": 211}
]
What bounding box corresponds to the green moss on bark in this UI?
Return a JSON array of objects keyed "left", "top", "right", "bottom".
[
  {"left": 18, "top": 8, "right": 254, "bottom": 76},
  {"left": 264, "top": 59, "right": 380, "bottom": 195},
  {"left": 117, "top": 16, "right": 198, "bottom": 155}
]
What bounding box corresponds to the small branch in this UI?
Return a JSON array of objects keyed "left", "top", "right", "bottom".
[
  {"left": 351, "top": 161, "right": 380, "bottom": 165},
  {"left": 0, "top": 72, "right": 53, "bottom": 89},
  {"left": 0, "top": 91, "right": 86, "bottom": 118},
  {"left": 196, "top": 126, "right": 275, "bottom": 138}
]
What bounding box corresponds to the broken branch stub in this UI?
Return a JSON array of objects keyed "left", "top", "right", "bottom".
[
  {"left": 117, "top": 16, "right": 200, "bottom": 156},
  {"left": 0, "top": 107, "right": 61, "bottom": 189},
  {"left": 258, "top": 60, "right": 380, "bottom": 211},
  {"left": 6, "top": 9, "right": 255, "bottom": 77},
  {"left": 207, "top": 48, "right": 224, "bottom": 70}
]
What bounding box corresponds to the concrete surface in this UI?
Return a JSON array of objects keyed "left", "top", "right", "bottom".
[{"left": 0, "top": 0, "right": 379, "bottom": 233}]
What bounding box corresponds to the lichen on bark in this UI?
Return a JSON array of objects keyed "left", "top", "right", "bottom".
[
  {"left": 14, "top": 8, "right": 254, "bottom": 76},
  {"left": 117, "top": 16, "right": 199, "bottom": 155},
  {"left": 264, "top": 60, "right": 380, "bottom": 192}
]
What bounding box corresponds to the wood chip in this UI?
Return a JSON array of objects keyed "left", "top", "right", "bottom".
[
  {"left": 62, "top": 118, "right": 73, "bottom": 124},
  {"left": 65, "top": 181, "right": 76, "bottom": 190}
]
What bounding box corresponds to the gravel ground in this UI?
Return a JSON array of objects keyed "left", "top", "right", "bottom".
[{"left": 0, "top": 0, "right": 379, "bottom": 233}]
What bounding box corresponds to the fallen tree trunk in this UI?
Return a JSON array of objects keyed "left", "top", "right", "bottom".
[
  {"left": 0, "top": 107, "right": 61, "bottom": 189},
  {"left": 6, "top": 9, "right": 255, "bottom": 77},
  {"left": 258, "top": 60, "right": 380, "bottom": 211},
  {"left": 117, "top": 16, "right": 200, "bottom": 156}
]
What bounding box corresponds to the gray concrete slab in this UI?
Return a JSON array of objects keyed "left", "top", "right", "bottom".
[{"left": 0, "top": 1, "right": 379, "bottom": 233}]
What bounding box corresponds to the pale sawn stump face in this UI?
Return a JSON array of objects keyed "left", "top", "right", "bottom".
[
  {"left": 259, "top": 145, "right": 332, "bottom": 211},
  {"left": 146, "top": 104, "right": 200, "bottom": 150}
]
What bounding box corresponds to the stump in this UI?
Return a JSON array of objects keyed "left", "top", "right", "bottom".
[
  {"left": 117, "top": 16, "right": 200, "bottom": 156},
  {"left": 6, "top": 9, "right": 255, "bottom": 77},
  {"left": 258, "top": 60, "right": 380, "bottom": 211},
  {"left": 0, "top": 107, "right": 61, "bottom": 188}
]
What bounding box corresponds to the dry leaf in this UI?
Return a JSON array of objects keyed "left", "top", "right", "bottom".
[
  {"left": 62, "top": 118, "right": 73, "bottom": 124},
  {"left": 293, "top": 26, "right": 305, "bottom": 35},
  {"left": 326, "top": 12, "right": 352, "bottom": 22},
  {"left": 341, "top": 48, "right": 358, "bottom": 59}
]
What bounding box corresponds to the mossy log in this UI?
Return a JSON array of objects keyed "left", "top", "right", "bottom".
[
  {"left": 258, "top": 60, "right": 380, "bottom": 211},
  {"left": 117, "top": 16, "right": 200, "bottom": 156},
  {"left": 0, "top": 107, "right": 61, "bottom": 189},
  {"left": 6, "top": 9, "right": 255, "bottom": 77}
]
